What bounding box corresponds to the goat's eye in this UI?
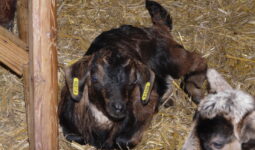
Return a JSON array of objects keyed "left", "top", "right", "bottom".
[
  {"left": 212, "top": 142, "right": 224, "bottom": 149},
  {"left": 127, "top": 83, "right": 135, "bottom": 89},
  {"left": 128, "top": 83, "right": 134, "bottom": 87},
  {"left": 175, "top": 45, "right": 184, "bottom": 49},
  {"left": 91, "top": 76, "right": 97, "bottom": 83},
  {"left": 242, "top": 140, "right": 255, "bottom": 149}
]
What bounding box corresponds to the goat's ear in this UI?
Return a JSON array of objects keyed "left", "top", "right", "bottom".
[
  {"left": 145, "top": 0, "right": 172, "bottom": 30},
  {"left": 136, "top": 62, "right": 155, "bottom": 105},
  {"left": 237, "top": 111, "right": 255, "bottom": 143},
  {"left": 206, "top": 69, "right": 233, "bottom": 93},
  {"left": 64, "top": 56, "right": 92, "bottom": 102},
  {"left": 181, "top": 121, "right": 200, "bottom": 150}
]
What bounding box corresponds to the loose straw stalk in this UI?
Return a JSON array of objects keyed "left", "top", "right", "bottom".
[{"left": 225, "top": 55, "right": 255, "bottom": 64}]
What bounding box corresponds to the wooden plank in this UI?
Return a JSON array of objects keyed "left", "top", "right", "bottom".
[
  {"left": 17, "top": 0, "right": 29, "bottom": 43},
  {"left": 28, "top": 0, "right": 58, "bottom": 149},
  {"left": 0, "top": 27, "right": 28, "bottom": 75},
  {"left": 0, "top": 26, "right": 28, "bottom": 50},
  {"left": 18, "top": 1, "right": 32, "bottom": 149},
  {"left": 23, "top": 64, "right": 35, "bottom": 150}
]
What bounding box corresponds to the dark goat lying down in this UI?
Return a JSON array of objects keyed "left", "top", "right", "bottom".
[
  {"left": 60, "top": 50, "right": 159, "bottom": 149},
  {"left": 59, "top": 0, "right": 207, "bottom": 149}
]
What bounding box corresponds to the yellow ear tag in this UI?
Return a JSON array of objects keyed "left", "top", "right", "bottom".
[
  {"left": 142, "top": 82, "right": 151, "bottom": 101},
  {"left": 73, "top": 78, "right": 79, "bottom": 96}
]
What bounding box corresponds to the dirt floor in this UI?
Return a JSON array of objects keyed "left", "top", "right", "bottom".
[{"left": 0, "top": 0, "right": 254, "bottom": 150}]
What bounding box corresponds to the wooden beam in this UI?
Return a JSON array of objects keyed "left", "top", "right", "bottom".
[
  {"left": 23, "top": 64, "right": 35, "bottom": 150},
  {"left": 0, "top": 26, "right": 28, "bottom": 50},
  {"left": 17, "top": 0, "right": 29, "bottom": 43},
  {"left": 17, "top": 1, "right": 33, "bottom": 149},
  {"left": 28, "top": 0, "right": 58, "bottom": 149},
  {"left": 0, "top": 26, "right": 28, "bottom": 75}
]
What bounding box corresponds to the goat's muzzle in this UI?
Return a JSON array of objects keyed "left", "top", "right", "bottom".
[{"left": 107, "top": 101, "right": 126, "bottom": 120}]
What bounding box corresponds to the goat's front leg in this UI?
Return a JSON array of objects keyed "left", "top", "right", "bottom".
[{"left": 115, "top": 120, "right": 147, "bottom": 150}]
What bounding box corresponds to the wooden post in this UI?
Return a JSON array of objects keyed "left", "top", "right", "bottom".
[
  {"left": 23, "top": 64, "right": 35, "bottom": 150},
  {"left": 28, "top": 0, "right": 58, "bottom": 149},
  {"left": 17, "top": 0, "right": 29, "bottom": 43},
  {"left": 17, "top": 0, "right": 33, "bottom": 149}
]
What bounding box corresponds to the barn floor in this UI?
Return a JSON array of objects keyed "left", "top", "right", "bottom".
[{"left": 0, "top": 0, "right": 254, "bottom": 150}]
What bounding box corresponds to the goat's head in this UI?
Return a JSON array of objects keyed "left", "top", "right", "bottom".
[
  {"left": 64, "top": 49, "right": 155, "bottom": 120},
  {"left": 195, "top": 114, "right": 240, "bottom": 150},
  {"left": 182, "top": 69, "right": 255, "bottom": 150}
]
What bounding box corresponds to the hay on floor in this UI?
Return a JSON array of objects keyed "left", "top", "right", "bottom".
[{"left": 0, "top": 0, "right": 254, "bottom": 150}]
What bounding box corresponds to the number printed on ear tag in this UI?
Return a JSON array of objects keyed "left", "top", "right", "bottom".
[
  {"left": 73, "top": 78, "right": 79, "bottom": 96},
  {"left": 142, "top": 82, "right": 151, "bottom": 101}
]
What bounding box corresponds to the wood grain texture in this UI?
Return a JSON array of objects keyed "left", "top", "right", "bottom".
[
  {"left": 0, "top": 26, "right": 28, "bottom": 50},
  {"left": 0, "top": 27, "right": 28, "bottom": 75},
  {"left": 23, "top": 64, "right": 35, "bottom": 150},
  {"left": 17, "top": 1, "right": 32, "bottom": 149},
  {"left": 17, "top": 0, "right": 29, "bottom": 43},
  {"left": 28, "top": 0, "right": 58, "bottom": 149}
]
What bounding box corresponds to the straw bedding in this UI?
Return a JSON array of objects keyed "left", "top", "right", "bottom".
[{"left": 0, "top": 0, "right": 254, "bottom": 149}]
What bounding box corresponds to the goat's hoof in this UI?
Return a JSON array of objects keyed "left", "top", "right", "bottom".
[{"left": 65, "top": 135, "right": 86, "bottom": 145}]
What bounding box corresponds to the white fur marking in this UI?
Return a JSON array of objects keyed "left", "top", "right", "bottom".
[
  {"left": 90, "top": 104, "right": 113, "bottom": 126},
  {"left": 207, "top": 68, "right": 233, "bottom": 92},
  {"left": 161, "top": 76, "right": 174, "bottom": 101},
  {"left": 181, "top": 122, "right": 200, "bottom": 150},
  {"left": 199, "top": 90, "right": 254, "bottom": 124},
  {"left": 200, "top": 69, "right": 255, "bottom": 124}
]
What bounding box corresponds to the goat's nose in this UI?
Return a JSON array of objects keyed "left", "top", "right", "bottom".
[{"left": 112, "top": 102, "right": 125, "bottom": 112}]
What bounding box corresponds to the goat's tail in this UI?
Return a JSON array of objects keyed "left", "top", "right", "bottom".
[{"left": 145, "top": 0, "right": 172, "bottom": 30}]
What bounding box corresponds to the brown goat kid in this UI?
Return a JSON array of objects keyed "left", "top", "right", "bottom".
[
  {"left": 59, "top": 0, "right": 207, "bottom": 149},
  {"left": 60, "top": 51, "right": 159, "bottom": 149}
]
